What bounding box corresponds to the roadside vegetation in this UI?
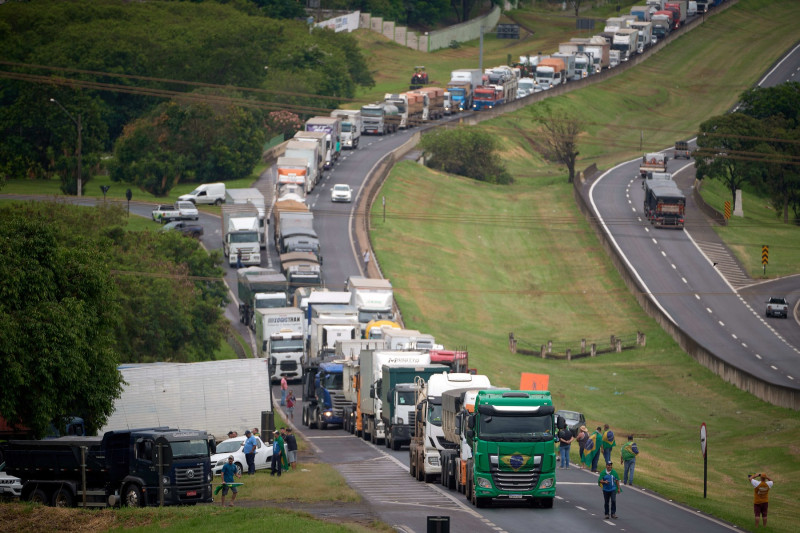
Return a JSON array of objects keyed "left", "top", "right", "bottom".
[{"left": 370, "top": 0, "right": 800, "bottom": 531}]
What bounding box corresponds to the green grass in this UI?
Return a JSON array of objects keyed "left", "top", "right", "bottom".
[{"left": 370, "top": 1, "right": 800, "bottom": 531}]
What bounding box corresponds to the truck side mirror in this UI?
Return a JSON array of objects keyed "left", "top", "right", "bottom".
[
  {"left": 466, "top": 414, "right": 475, "bottom": 429},
  {"left": 369, "top": 385, "right": 374, "bottom": 399},
  {"left": 466, "top": 429, "right": 474, "bottom": 440},
  {"left": 556, "top": 415, "right": 566, "bottom": 430}
]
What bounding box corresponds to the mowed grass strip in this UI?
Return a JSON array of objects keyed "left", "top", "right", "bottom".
[{"left": 370, "top": 1, "right": 800, "bottom": 531}]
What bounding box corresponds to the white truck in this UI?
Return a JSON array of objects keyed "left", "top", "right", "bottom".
[
  {"left": 255, "top": 307, "right": 305, "bottom": 383},
  {"left": 276, "top": 157, "right": 309, "bottom": 199},
  {"left": 346, "top": 276, "right": 394, "bottom": 336},
  {"left": 225, "top": 188, "right": 267, "bottom": 249},
  {"left": 382, "top": 327, "right": 436, "bottom": 351},
  {"left": 613, "top": 28, "right": 640, "bottom": 61},
  {"left": 102, "top": 359, "right": 272, "bottom": 441},
  {"left": 330, "top": 110, "right": 362, "bottom": 150},
  {"left": 284, "top": 139, "right": 322, "bottom": 192},
  {"left": 221, "top": 204, "right": 261, "bottom": 266},
  {"left": 630, "top": 21, "right": 653, "bottom": 52},
  {"left": 305, "top": 116, "right": 342, "bottom": 167},
  {"left": 294, "top": 130, "right": 331, "bottom": 173},
  {"left": 409, "top": 372, "right": 491, "bottom": 483},
  {"left": 308, "top": 304, "right": 360, "bottom": 361},
  {"left": 359, "top": 350, "right": 430, "bottom": 444}
]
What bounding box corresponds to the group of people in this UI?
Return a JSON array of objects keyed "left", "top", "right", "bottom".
[{"left": 557, "top": 423, "right": 640, "bottom": 521}]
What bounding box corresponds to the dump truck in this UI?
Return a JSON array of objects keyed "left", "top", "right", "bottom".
[
  {"left": 2, "top": 428, "right": 214, "bottom": 507},
  {"left": 280, "top": 251, "right": 322, "bottom": 294},
  {"left": 237, "top": 266, "right": 289, "bottom": 329},
  {"left": 273, "top": 198, "right": 320, "bottom": 259}
]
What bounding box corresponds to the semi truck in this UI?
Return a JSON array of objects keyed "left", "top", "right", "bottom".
[
  {"left": 221, "top": 204, "right": 261, "bottom": 267},
  {"left": 484, "top": 66, "right": 519, "bottom": 104},
  {"left": 346, "top": 276, "right": 394, "bottom": 336},
  {"left": 630, "top": 5, "right": 652, "bottom": 20},
  {"left": 276, "top": 157, "right": 310, "bottom": 199},
  {"left": 225, "top": 188, "right": 267, "bottom": 248},
  {"left": 651, "top": 12, "right": 672, "bottom": 41},
  {"left": 384, "top": 92, "right": 423, "bottom": 129},
  {"left": 630, "top": 21, "right": 654, "bottom": 52},
  {"left": 448, "top": 68, "right": 483, "bottom": 111},
  {"left": 550, "top": 54, "right": 577, "bottom": 82},
  {"left": 360, "top": 350, "right": 431, "bottom": 445},
  {"left": 360, "top": 102, "right": 400, "bottom": 135},
  {"left": 665, "top": 1, "right": 687, "bottom": 27},
  {"left": 380, "top": 364, "right": 450, "bottom": 450},
  {"left": 237, "top": 266, "right": 289, "bottom": 329},
  {"left": 280, "top": 251, "right": 322, "bottom": 294},
  {"left": 330, "top": 109, "right": 362, "bottom": 149},
  {"left": 612, "top": 28, "right": 640, "bottom": 61},
  {"left": 305, "top": 116, "right": 342, "bottom": 167},
  {"left": 284, "top": 139, "right": 322, "bottom": 192},
  {"left": 472, "top": 85, "right": 504, "bottom": 110},
  {"left": 255, "top": 306, "right": 305, "bottom": 383},
  {"left": 294, "top": 130, "right": 332, "bottom": 172},
  {"left": 381, "top": 327, "right": 436, "bottom": 351},
  {"left": 307, "top": 304, "right": 360, "bottom": 361},
  {"left": 273, "top": 198, "right": 320, "bottom": 259},
  {"left": 639, "top": 152, "right": 668, "bottom": 177},
  {"left": 464, "top": 390, "right": 561, "bottom": 508},
  {"left": 535, "top": 58, "right": 567, "bottom": 89},
  {"left": 2, "top": 428, "right": 214, "bottom": 507},
  {"left": 409, "top": 373, "right": 491, "bottom": 484},
  {"left": 412, "top": 87, "right": 446, "bottom": 121},
  {"left": 338, "top": 339, "right": 386, "bottom": 436},
  {"left": 643, "top": 179, "right": 686, "bottom": 229},
  {"left": 103, "top": 359, "right": 273, "bottom": 441}
]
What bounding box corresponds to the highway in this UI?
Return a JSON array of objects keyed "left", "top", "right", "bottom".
[{"left": 587, "top": 43, "right": 800, "bottom": 390}]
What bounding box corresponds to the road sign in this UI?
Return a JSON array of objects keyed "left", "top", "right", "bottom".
[
  {"left": 701, "top": 422, "right": 708, "bottom": 498},
  {"left": 724, "top": 201, "right": 731, "bottom": 220},
  {"left": 700, "top": 423, "right": 707, "bottom": 457},
  {"left": 762, "top": 245, "right": 768, "bottom": 265}
]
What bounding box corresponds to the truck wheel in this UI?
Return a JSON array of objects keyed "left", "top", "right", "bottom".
[
  {"left": 409, "top": 453, "right": 416, "bottom": 478},
  {"left": 123, "top": 483, "right": 144, "bottom": 507},
  {"left": 318, "top": 411, "right": 328, "bottom": 430},
  {"left": 52, "top": 487, "right": 74, "bottom": 508},
  {"left": 28, "top": 488, "right": 49, "bottom": 505},
  {"left": 439, "top": 455, "right": 448, "bottom": 487},
  {"left": 391, "top": 436, "right": 401, "bottom": 451},
  {"left": 302, "top": 407, "right": 308, "bottom": 426},
  {"left": 309, "top": 408, "right": 318, "bottom": 430},
  {"left": 214, "top": 198, "right": 223, "bottom": 206}
]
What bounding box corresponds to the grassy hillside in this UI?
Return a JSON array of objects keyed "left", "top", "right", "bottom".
[{"left": 370, "top": 1, "right": 800, "bottom": 531}]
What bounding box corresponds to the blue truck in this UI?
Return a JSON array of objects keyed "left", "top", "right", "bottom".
[
  {"left": 2, "top": 427, "right": 214, "bottom": 507},
  {"left": 303, "top": 361, "right": 347, "bottom": 430}
]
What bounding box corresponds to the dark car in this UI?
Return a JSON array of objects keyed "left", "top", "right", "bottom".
[
  {"left": 555, "top": 409, "right": 586, "bottom": 436},
  {"left": 160, "top": 220, "right": 204, "bottom": 239}
]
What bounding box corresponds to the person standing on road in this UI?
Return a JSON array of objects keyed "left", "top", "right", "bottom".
[
  {"left": 749, "top": 472, "right": 773, "bottom": 528},
  {"left": 598, "top": 461, "right": 621, "bottom": 520},
  {"left": 602, "top": 424, "right": 616, "bottom": 464},
  {"left": 280, "top": 376, "right": 288, "bottom": 406},
  {"left": 363, "top": 250, "right": 370, "bottom": 272},
  {"left": 236, "top": 249, "right": 244, "bottom": 269},
  {"left": 285, "top": 428, "right": 298, "bottom": 470},
  {"left": 583, "top": 426, "right": 603, "bottom": 472},
  {"left": 576, "top": 425, "right": 589, "bottom": 469},
  {"left": 220, "top": 455, "right": 241, "bottom": 507},
  {"left": 242, "top": 430, "right": 258, "bottom": 476},
  {"left": 620, "top": 435, "right": 639, "bottom": 485},
  {"left": 558, "top": 424, "right": 575, "bottom": 469},
  {"left": 285, "top": 389, "right": 296, "bottom": 421}
]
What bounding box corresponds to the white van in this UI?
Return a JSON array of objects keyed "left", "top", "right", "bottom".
[
  {"left": 178, "top": 182, "right": 226, "bottom": 205},
  {"left": 687, "top": 1, "right": 697, "bottom": 17}
]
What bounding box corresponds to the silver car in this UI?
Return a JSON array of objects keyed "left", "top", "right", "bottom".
[{"left": 331, "top": 184, "right": 352, "bottom": 203}]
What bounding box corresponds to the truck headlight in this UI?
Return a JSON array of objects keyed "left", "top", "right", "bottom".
[
  {"left": 477, "top": 477, "right": 492, "bottom": 489},
  {"left": 162, "top": 476, "right": 170, "bottom": 486},
  {"left": 539, "top": 477, "right": 554, "bottom": 489},
  {"left": 323, "top": 411, "right": 332, "bottom": 418}
]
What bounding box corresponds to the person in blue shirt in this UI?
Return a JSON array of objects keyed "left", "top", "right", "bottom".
[
  {"left": 220, "top": 455, "right": 240, "bottom": 507},
  {"left": 598, "top": 461, "right": 621, "bottom": 519},
  {"left": 242, "top": 430, "right": 259, "bottom": 475},
  {"left": 271, "top": 430, "right": 285, "bottom": 477}
]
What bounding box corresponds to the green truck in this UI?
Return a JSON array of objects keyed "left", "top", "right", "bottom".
[{"left": 464, "top": 390, "right": 562, "bottom": 508}]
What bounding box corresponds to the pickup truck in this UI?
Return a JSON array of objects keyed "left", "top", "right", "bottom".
[
  {"left": 766, "top": 297, "right": 789, "bottom": 319},
  {"left": 152, "top": 201, "right": 199, "bottom": 223}
]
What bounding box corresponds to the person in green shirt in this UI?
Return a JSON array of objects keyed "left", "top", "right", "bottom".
[
  {"left": 598, "top": 461, "right": 621, "bottom": 519},
  {"left": 620, "top": 435, "right": 640, "bottom": 485}
]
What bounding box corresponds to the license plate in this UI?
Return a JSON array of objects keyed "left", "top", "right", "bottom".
[
  {"left": 509, "top": 494, "right": 523, "bottom": 499},
  {"left": 186, "top": 490, "right": 197, "bottom": 497}
]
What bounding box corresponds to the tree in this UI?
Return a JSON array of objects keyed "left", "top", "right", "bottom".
[
  {"left": 694, "top": 113, "right": 767, "bottom": 213},
  {"left": 567, "top": 0, "right": 586, "bottom": 18},
  {"left": 540, "top": 112, "right": 583, "bottom": 183},
  {"left": 0, "top": 207, "right": 123, "bottom": 438},
  {"left": 419, "top": 126, "right": 512, "bottom": 184}
]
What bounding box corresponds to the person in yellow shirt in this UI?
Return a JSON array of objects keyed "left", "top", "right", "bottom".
[{"left": 748, "top": 472, "right": 773, "bottom": 528}]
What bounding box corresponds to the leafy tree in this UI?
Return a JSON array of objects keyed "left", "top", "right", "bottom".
[
  {"left": 694, "top": 113, "right": 768, "bottom": 213},
  {"left": 250, "top": 0, "right": 307, "bottom": 19},
  {"left": 0, "top": 205, "right": 123, "bottom": 438},
  {"left": 419, "top": 126, "right": 512, "bottom": 184},
  {"left": 540, "top": 111, "right": 583, "bottom": 183}
]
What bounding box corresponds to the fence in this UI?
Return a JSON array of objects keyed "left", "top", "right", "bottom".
[{"left": 508, "top": 332, "right": 645, "bottom": 360}]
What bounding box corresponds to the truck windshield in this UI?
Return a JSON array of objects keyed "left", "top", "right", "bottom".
[
  {"left": 428, "top": 404, "right": 443, "bottom": 427},
  {"left": 271, "top": 339, "right": 304, "bottom": 353},
  {"left": 479, "top": 414, "right": 553, "bottom": 442},
  {"left": 358, "top": 309, "right": 390, "bottom": 323},
  {"left": 321, "top": 372, "right": 343, "bottom": 390},
  {"left": 170, "top": 439, "right": 211, "bottom": 458},
  {"left": 396, "top": 390, "right": 415, "bottom": 406},
  {"left": 230, "top": 232, "right": 259, "bottom": 243},
  {"left": 361, "top": 108, "right": 383, "bottom": 117},
  {"left": 537, "top": 71, "right": 554, "bottom": 79},
  {"left": 341, "top": 123, "right": 353, "bottom": 132},
  {"left": 256, "top": 298, "right": 286, "bottom": 309}
]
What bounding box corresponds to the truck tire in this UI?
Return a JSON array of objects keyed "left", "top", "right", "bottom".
[
  {"left": 384, "top": 432, "right": 391, "bottom": 449},
  {"left": 409, "top": 452, "right": 416, "bottom": 478},
  {"left": 318, "top": 410, "right": 328, "bottom": 430},
  {"left": 214, "top": 198, "right": 223, "bottom": 206},
  {"left": 302, "top": 407, "right": 308, "bottom": 427},
  {"left": 309, "top": 407, "right": 318, "bottom": 430},
  {"left": 465, "top": 463, "right": 473, "bottom": 501},
  {"left": 361, "top": 416, "right": 370, "bottom": 441},
  {"left": 52, "top": 487, "right": 74, "bottom": 508},
  {"left": 391, "top": 435, "right": 401, "bottom": 451},
  {"left": 123, "top": 483, "right": 144, "bottom": 507},
  {"left": 28, "top": 488, "right": 49, "bottom": 505}
]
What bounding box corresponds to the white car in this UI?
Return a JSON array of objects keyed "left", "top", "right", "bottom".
[
  {"left": 331, "top": 184, "right": 352, "bottom": 203},
  {"left": 210, "top": 436, "right": 272, "bottom": 477}
]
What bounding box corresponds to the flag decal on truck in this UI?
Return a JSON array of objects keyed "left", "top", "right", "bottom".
[{"left": 501, "top": 453, "right": 532, "bottom": 471}]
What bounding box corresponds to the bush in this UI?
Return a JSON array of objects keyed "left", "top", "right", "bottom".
[{"left": 419, "top": 127, "right": 513, "bottom": 184}]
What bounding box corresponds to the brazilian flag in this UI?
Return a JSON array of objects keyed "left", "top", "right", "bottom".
[{"left": 582, "top": 431, "right": 600, "bottom": 467}]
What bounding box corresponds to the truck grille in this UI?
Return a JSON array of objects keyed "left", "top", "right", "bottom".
[
  {"left": 492, "top": 470, "right": 539, "bottom": 492},
  {"left": 279, "top": 361, "right": 298, "bottom": 371},
  {"left": 175, "top": 466, "right": 205, "bottom": 487},
  {"left": 331, "top": 392, "right": 348, "bottom": 417}
]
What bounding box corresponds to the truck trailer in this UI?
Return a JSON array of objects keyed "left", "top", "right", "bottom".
[
  {"left": 255, "top": 306, "right": 305, "bottom": 383},
  {"left": 330, "top": 109, "right": 362, "bottom": 149},
  {"left": 237, "top": 266, "right": 289, "bottom": 329}
]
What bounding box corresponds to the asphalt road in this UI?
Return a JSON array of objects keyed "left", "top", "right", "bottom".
[{"left": 586, "top": 42, "right": 800, "bottom": 389}]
